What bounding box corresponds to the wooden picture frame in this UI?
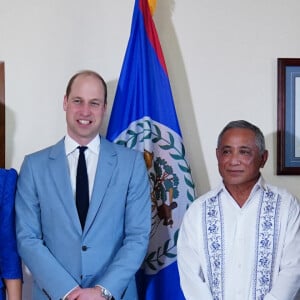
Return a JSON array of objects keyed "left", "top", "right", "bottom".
[
  {"left": 277, "top": 58, "right": 300, "bottom": 175},
  {"left": 0, "top": 62, "right": 5, "bottom": 168}
]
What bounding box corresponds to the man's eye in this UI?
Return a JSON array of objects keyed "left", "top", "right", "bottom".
[
  {"left": 240, "top": 150, "right": 251, "bottom": 155},
  {"left": 222, "top": 150, "right": 230, "bottom": 155},
  {"left": 72, "top": 99, "right": 81, "bottom": 104},
  {"left": 91, "top": 101, "right": 100, "bottom": 106}
]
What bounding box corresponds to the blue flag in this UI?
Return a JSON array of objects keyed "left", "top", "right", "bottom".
[{"left": 106, "top": 0, "right": 195, "bottom": 299}]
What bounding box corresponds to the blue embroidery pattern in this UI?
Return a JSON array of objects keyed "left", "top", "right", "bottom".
[
  {"left": 203, "top": 195, "right": 224, "bottom": 300},
  {"left": 203, "top": 188, "right": 280, "bottom": 300},
  {"left": 254, "top": 189, "right": 280, "bottom": 299}
]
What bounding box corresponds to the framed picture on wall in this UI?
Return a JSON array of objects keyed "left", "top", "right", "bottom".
[{"left": 277, "top": 58, "right": 300, "bottom": 175}]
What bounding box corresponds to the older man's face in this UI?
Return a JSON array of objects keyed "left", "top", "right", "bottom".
[{"left": 216, "top": 128, "right": 268, "bottom": 191}]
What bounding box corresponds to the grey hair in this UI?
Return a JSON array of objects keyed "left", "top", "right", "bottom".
[{"left": 217, "top": 120, "right": 266, "bottom": 155}]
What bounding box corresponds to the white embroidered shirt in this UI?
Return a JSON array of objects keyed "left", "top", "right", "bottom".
[{"left": 177, "top": 177, "right": 300, "bottom": 300}]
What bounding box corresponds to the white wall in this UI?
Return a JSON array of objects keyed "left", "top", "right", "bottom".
[{"left": 1, "top": 1, "right": 300, "bottom": 298}]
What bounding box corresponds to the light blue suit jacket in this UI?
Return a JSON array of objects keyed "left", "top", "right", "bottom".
[{"left": 15, "top": 137, "right": 151, "bottom": 300}]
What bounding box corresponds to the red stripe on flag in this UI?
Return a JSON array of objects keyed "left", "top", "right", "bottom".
[{"left": 139, "top": 0, "right": 168, "bottom": 75}]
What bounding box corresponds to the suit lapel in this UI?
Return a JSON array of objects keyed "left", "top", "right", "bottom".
[
  {"left": 84, "top": 138, "right": 117, "bottom": 234},
  {"left": 48, "top": 138, "right": 82, "bottom": 234}
]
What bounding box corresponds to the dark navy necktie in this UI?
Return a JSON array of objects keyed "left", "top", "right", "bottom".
[{"left": 76, "top": 146, "right": 89, "bottom": 230}]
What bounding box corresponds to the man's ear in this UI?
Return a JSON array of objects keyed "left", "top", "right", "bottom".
[
  {"left": 260, "top": 150, "right": 268, "bottom": 168},
  {"left": 216, "top": 148, "right": 220, "bottom": 160},
  {"left": 63, "top": 95, "right": 68, "bottom": 111}
]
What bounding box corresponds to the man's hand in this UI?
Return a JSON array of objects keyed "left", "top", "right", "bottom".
[{"left": 66, "top": 286, "right": 106, "bottom": 300}]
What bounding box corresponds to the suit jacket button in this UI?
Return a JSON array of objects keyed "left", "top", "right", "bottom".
[{"left": 82, "top": 245, "right": 87, "bottom": 251}]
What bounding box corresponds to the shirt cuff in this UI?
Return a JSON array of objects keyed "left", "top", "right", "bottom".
[
  {"left": 63, "top": 285, "right": 79, "bottom": 300},
  {"left": 95, "top": 285, "right": 112, "bottom": 297}
]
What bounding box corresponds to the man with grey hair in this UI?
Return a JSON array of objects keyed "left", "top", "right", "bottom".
[{"left": 177, "top": 120, "right": 300, "bottom": 300}]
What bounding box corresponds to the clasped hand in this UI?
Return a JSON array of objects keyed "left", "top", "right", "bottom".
[{"left": 66, "top": 286, "right": 106, "bottom": 300}]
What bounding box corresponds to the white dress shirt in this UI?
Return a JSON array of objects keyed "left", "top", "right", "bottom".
[
  {"left": 64, "top": 134, "right": 100, "bottom": 201},
  {"left": 63, "top": 134, "right": 100, "bottom": 300},
  {"left": 177, "top": 177, "right": 300, "bottom": 300}
]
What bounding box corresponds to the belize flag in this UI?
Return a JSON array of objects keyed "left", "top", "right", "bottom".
[{"left": 106, "top": 0, "right": 195, "bottom": 299}]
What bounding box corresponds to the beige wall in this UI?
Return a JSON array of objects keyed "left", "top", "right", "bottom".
[{"left": 1, "top": 1, "right": 300, "bottom": 298}]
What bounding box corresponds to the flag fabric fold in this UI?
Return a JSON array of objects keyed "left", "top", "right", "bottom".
[{"left": 106, "top": 1, "right": 195, "bottom": 299}]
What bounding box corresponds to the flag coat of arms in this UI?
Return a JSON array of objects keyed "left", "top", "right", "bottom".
[{"left": 106, "top": 0, "right": 195, "bottom": 299}]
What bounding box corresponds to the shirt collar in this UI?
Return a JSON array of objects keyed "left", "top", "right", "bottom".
[
  {"left": 217, "top": 175, "right": 267, "bottom": 203},
  {"left": 65, "top": 134, "right": 100, "bottom": 156},
  {"left": 247, "top": 175, "right": 268, "bottom": 194}
]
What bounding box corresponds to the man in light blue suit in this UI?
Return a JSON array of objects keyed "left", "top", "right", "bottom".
[{"left": 15, "top": 70, "right": 151, "bottom": 300}]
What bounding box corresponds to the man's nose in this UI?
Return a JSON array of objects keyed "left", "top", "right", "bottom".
[
  {"left": 230, "top": 153, "right": 241, "bottom": 165},
  {"left": 80, "top": 103, "right": 91, "bottom": 115}
]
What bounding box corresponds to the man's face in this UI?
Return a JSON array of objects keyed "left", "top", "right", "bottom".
[
  {"left": 63, "top": 74, "right": 106, "bottom": 145},
  {"left": 216, "top": 128, "right": 268, "bottom": 190}
]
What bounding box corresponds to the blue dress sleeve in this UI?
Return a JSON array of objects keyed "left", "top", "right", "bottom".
[{"left": 0, "top": 168, "right": 22, "bottom": 287}]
